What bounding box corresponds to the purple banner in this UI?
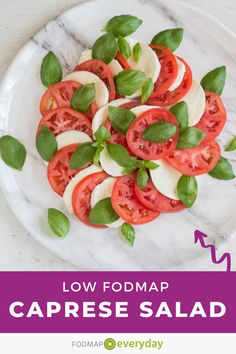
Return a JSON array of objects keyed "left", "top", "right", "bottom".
[{"left": 0, "top": 272, "right": 235, "bottom": 333}]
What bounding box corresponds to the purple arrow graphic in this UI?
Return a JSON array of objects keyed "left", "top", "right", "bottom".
[{"left": 194, "top": 230, "right": 231, "bottom": 272}]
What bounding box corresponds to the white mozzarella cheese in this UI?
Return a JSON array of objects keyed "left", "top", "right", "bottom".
[
  {"left": 91, "top": 177, "right": 124, "bottom": 228},
  {"left": 99, "top": 146, "right": 124, "bottom": 177},
  {"left": 168, "top": 58, "right": 186, "bottom": 91},
  {"left": 62, "top": 71, "right": 109, "bottom": 108},
  {"left": 56, "top": 131, "right": 91, "bottom": 150},
  {"left": 130, "top": 105, "right": 160, "bottom": 116},
  {"left": 63, "top": 165, "right": 102, "bottom": 214},
  {"left": 78, "top": 48, "right": 123, "bottom": 76}
]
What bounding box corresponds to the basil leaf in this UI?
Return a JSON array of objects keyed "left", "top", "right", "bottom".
[
  {"left": 69, "top": 142, "right": 96, "bottom": 169},
  {"left": 40, "top": 52, "right": 62, "bottom": 88},
  {"left": 104, "top": 15, "right": 142, "bottom": 38},
  {"left": 200, "top": 66, "right": 226, "bottom": 95},
  {"left": 121, "top": 222, "right": 135, "bottom": 247},
  {"left": 177, "top": 175, "right": 198, "bottom": 208},
  {"left": 144, "top": 160, "right": 159, "bottom": 170},
  {"left": 36, "top": 125, "right": 57, "bottom": 162},
  {"left": 93, "top": 144, "right": 104, "bottom": 167},
  {"left": 94, "top": 125, "right": 111, "bottom": 141},
  {"left": 133, "top": 43, "right": 142, "bottom": 62},
  {"left": 71, "top": 83, "right": 95, "bottom": 113},
  {"left": 0, "top": 135, "right": 26, "bottom": 171},
  {"left": 122, "top": 166, "right": 138, "bottom": 174},
  {"left": 48, "top": 208, "right": 70, "bottom": 239},
  {"left": 177, "top": 127, "right": 205, "bottom": 149},
  {"left": 151, "top": 28, "right": 184, "bottom": 52},
  {"left": 169, "top": 101, "right": 189, "bottom": 131},
  {"left": 208, "top": 156, "right": 235, "bottom": 180},
  {"left": 137, "top": 168, "right": 148, "bottom": 190},
  {"left": 141, "top": 78, "right": 154, "bottom": 103},
  {"left": 114, "top": 69, "right": 145, "bottom": 95},
  {"left": 118, "top": 36, "right": 131, "bottom": 60},
  {"left": 107, "top": 143, "right": 136, "bottom": 167},
  {"left": 108, "top": 106, "right": 136, "bottom": 135},
  {"left": 89, "top": 197, "right": 119, "bottom": 225},
  {"left": 92, "top": 33, "right": 117, "bottom": 64},
  {"left": 142, "top": 122, "right": 177, "bottom": 142},
  {"left": 225, "top": 137, "right": 236, "bottom": 151}
]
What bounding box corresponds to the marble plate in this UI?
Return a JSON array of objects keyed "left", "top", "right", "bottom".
[{"left": 0, "top": 0, "right": 236, "bottom": 271}]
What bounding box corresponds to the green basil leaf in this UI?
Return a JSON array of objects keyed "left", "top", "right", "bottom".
[
  {"left": 89, "top": 197, "right": 119, "bottom": 225},
  {"left": 104, "top": 15, "right": 142, "bottom": 38},
  {"left": 151, "top": 28, "right": 184, "bottom": 52},
  {"left": 208, "top": 156, "right": 235, "bottom": 180},
  {"left": 36, "top": 125, "right": 57, "bottom": 162},
  {"left": 92, "top": 33, "right": 117, "bottom": 64},
  {"left": 177, "top": 175, "right": 198, "bottom": 208},
  {"left": 133, "top": 42, "right": 142, "bottom": 62},
  {"left": 177, "top": 127, "right": 205, "bottom": 149},
  {"left": 121, "top": 222, "right": 135, "bottom": 247},
  {"left": 107, "top": 143, "right": 136, "bottom": 167},
  {"left": 69, "top": 142, "right": 96, "bottom": 169},
  {"left": 225, "top": 137, "right": 236, "bottom": 151},
  {"left": 169, "top": 101, "right": 189, "bottom": 131},
  {"left": 118, "top": 36, "right": 131, "bottom": 60},
  {"left": 143, "top": 160, "right": 159, "bottom": 170},
  {"left": 40, "top": 52, "right": 62, "bottom": 88},
  {"left": 137, "top": 168, "right": 149, "bottom": 190},
  {"left": 71, "top": 83, "right": 95, "bottom": 113},
  {"left": 122, "top": 166, "right": 138, "bottom": 174},
  {"left": 93, "top": 144, "right": 104, "bottom": 167},
  {"left": 142, "top": 121, "right": 177, "bottom": 142},
  {"left": 200, "top": 66, "right": 226, "bottom": 95},
  {"left": 0, "top": 135, "right": 26, "bottom": 171},
  {"left": 94, "top": 125, "right": 111, "bottom": 141},
  {"left": 108, "top": 106, "right": 136, "bottom": 135},
  {"left": 48, "top": 208, "right": 70, "bottom": 239},
  {"left": 114, "top": 69, "right": 145, "bottom": 96},
  {"left": 141, "top": 78, "right": 154, "bottom": 103}
]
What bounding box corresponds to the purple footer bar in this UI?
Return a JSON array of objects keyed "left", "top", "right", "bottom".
[{"left": 0, "top": 272, "right": 235, "bottom": 333}]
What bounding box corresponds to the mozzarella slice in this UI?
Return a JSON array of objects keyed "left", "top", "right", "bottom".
[
  {"left": 62, "top": 71, "right": 109, "bottom": 108},
  {"left": 56, "top": 131, "right": 91, "bottom": 150},
  {"left": 130, "top": 105, "right": 160, "bottom": 116},
  {"left": 63, "top": 165, "right": 102, "bottom": 214},
  {"left": 150, "top": 159, "right": 182, "bottom": 200},
  {"left": 78, "top": 48, "right": 122, "bottom": 76},
  {"left": 169, "top": 58, "right": 186, "bottom": 91},
  {"left": 100, "top": 145, "right": 124, "bottom": 177},
  {"left": 91, "top": 177, "right": 124, "bottom": 228}
]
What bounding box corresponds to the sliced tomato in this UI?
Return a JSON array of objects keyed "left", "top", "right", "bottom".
[
  {"left": 37, "top": 107, "right": 92, "bottom": 137},
  {"left": 115, "top": 52, "right": 131, "bottom": 70},
  {"left": 47, "top": 144, "right": 88, "bottom": 196},
  {"left": 135, "top": 179, "right": 185, "bottom": 213},
  {"left": 72, "top": 172, "right": 108, "bottom": 228},
  {"left": 74, "top": 59, "right": 116, "bottom": 101},
  {"left": 165, "top": 140, "right": 221, "bottom": 176},
  {"left": 147, "top": 57, "right": 192, "bottom": 107},
  {"left": 126, "top": 108, "right": 179, "bottom": 160},
  {"left": 111, "top": 173, "right": 160, "bottom": 225},
  {"left": 195, "top": 91, "right": 226, "bottom": 145},
  {"left": 40, "top": 81, "right": 97, "bottom": 120},
  {"left": 150, "top": 44, "right": 178, "bottom": 95}
]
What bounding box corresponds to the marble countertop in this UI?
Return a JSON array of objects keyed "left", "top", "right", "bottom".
[{"left": 0, "top": 0, "right": 236, "bottom": 271}]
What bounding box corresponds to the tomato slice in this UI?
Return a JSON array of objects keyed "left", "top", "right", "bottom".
[
  {"left": 47, "top": 144, "right": 88, "bottom": 196},
  {"left": 135, "top": 178, "right": 185, "bottom": 213},
  {"left": 72, "top": 172, "right": 108, "bottom": 228},
  {"left": 37, "top": 107, "right": 92, "bottom": 137},
  {"left": 74, "top": 59, "right": 116, "bottom": 101},
  {"left": 150, "top": 44, "right": 178, "bottom": 95},
  {"left": 115, "top": 52, "right": 131, "bottom": 70},
  {"left": 111, "top": 173, "right": 160, "bottom": 225},
  {"left": 165, "top": 140, "right": 221, "bottom": 176},
  {"left": 195, "top": 91, "right": 226, "bottom": 145},
  {"left": 147, "top": 57, "right": 192, "bottom": 107},
  {"left": 40, "top": 81, "right": 97, "bottom": 120},
  {"left": 126, "top": 108, "right": 179, "bottom": 160}
]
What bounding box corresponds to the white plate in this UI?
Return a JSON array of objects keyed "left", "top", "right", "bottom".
[{"left": 0, "top": 0, "right": 236, "bottom": 270}]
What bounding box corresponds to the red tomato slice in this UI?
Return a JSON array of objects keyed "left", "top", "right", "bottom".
[
  {"left": 47, "top": 144, "right": 88, "bottom": 196},
  {"left": 40, "top": 81, "right": 97, "bottom": 120},
  {"left": 72, "top": 172, "right": 108, "bottom": 228},
  {"left": 115, "top": 52, "right": 131, "bottom": 70},
  {"left": 135, "top": 179, "right": 185, "bottom": 213},
  {"left": 111, "top": 173, "right": 160, "bottom": 225},
  {"left": 165, "top": 140, "right": 221, "bottom": 176},
  {"left": 74, "top": 59, "right": 116, "bottom": 101},
  {"left": 150, "top": 44, "right": 178, "bottom": 95},
  {"left": 147, "top": 57, "right": 192, "bottom": 107},
  {"left": 37, "top": 107, "right": 92, "bottom": 137},
  {"left": 126, "top": 108, "right": 179, "bottom": 160},
  {"left": 195, "top": 91, "right": 226, "bottom": 145}
]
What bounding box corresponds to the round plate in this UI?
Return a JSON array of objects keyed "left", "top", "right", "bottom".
[{"left": 0, "top": 0, "right": 236, "bottom": 270}]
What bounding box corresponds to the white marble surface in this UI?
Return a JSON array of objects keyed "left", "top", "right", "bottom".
[{"left": 0, "top": 0, "right": 236, "bottom": 271}]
